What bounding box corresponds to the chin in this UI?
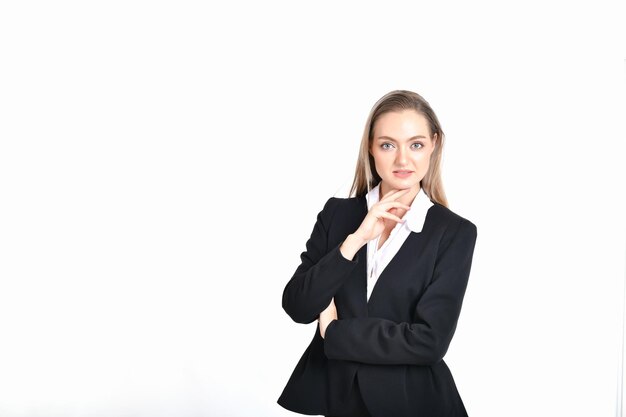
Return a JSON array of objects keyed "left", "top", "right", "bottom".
[{"left": 385, "top": 179, "right": 418, "bottom": 189}]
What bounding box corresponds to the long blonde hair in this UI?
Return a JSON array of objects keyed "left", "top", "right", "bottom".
[{"left": 348, "top": 90, "right": 449, "bottom": 208}]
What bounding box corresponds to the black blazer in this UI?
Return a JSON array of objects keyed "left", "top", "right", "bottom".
[{"left": 277, "top": 193, "right": 478, "bottom": 417}]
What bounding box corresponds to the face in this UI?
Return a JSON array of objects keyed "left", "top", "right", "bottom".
[{"left": 369, "top": 109, "right": 436, "bottom": 194}]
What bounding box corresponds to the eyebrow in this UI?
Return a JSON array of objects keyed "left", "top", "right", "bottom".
[{"left": 376, "top": 135, "right": 427, "bottom": 141}]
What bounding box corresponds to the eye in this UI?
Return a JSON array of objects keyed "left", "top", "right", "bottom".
[{"left": 380, "top": 142, "right": 424, "bottom": 150}]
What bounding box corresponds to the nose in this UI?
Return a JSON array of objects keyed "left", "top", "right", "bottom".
[{"left": 395, "top": 146, "right": 408, "bottom": 165}]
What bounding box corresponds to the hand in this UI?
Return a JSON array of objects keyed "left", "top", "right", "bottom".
[
  {"left": 318, "top": 297, "right": 338, "bottom": 339},
  {"left": 352, "top": 188, "right": 412, "bottom": 244}
]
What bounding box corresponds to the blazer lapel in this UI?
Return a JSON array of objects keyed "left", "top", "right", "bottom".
[
  {"left": 335, "top": 194, "right": 429, "bottom": 318},
  {"left": 366, "top": 232, "right": 417, "bottom": 306},
  {"left": 341, "top": 195, "right": 419, "bottom": 316}
]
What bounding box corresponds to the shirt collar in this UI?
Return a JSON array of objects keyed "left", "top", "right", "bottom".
[{"left": 365, "top": 183, "right": 434, "bottom": 233}]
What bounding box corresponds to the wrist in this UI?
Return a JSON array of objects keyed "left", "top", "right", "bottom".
[
  {"left": 348, "top": 232, "right": 367, "bottom": 248},
  {"left": 322, "top": 318, "right": 337, "bottom": 339}
]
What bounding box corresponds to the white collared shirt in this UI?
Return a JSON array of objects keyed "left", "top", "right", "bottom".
[{"left": 365, "top": 183, "right": 434, "bottom": 302}]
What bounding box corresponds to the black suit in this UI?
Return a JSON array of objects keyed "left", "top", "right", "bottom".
[{"left": 277, "top": 194, "right": 478, "bottom": 417}]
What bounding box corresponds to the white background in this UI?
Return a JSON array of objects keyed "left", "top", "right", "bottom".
[{"left": 1, "top": 1, "right": 625, "bottom": 416}]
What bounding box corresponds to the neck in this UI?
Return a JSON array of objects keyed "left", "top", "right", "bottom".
[{"left": 379, "top": 182, "right": 420, "bottom": 206}]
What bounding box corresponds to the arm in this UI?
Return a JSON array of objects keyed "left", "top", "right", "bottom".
[
  {"left": 323, "top": 218, "right": 478, "bottom": 365},
  {"left": 282, "top": 197, "right": 362, "bottom": 324}
]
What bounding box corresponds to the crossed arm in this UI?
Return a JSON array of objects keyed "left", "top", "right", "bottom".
[{"left": 282, "top": 198, "right": 478, "bottom": 366}]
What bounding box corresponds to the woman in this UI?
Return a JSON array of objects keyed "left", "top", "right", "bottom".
[{"left": 277, "top": 90, "right": 478, "bottom": 417}]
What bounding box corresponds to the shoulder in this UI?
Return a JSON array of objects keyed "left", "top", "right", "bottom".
[
  {"left": 326, "top": 195, "right": 366, "bottom": 216},
  {"left": 429, "top": 202, "right": 477, "bottom": 249},
  {"left": 317, "top": 195, "right": 367, "bottom": 232},
  {"left": 326, "top": 195, "right": 363, "bottom": 208},
  {"left": 430, "top": 201, "right": 476, "bottom": 230},
  {"left": 318, "top": 196, "right": 343, "bottom": 218},
  {"left": 320, "top": 195, "right": 363, "bottom": 213},
  {"left": 316, "top": 196, "right": 351, "bottom": 229}
]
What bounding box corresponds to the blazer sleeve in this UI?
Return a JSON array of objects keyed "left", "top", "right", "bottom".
[
  {"left": 282, "top": 197, "right": 361, "bottom": 324},
  {"left": 323, "top": 218, "right": 477, "bottom": 365}
]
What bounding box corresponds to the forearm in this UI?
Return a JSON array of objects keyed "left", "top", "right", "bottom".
[
  {"left": 339, "top": 233, "right": 367, "bottom": 261},
  {"left": 324, "top": 219, "right": 477, "bottom": 365},
  {"left": 283, "top": 241, "right": 360, "bottom": 324},
  {"left": 323, "top": 317, "right": 444, "bottom": 365}
]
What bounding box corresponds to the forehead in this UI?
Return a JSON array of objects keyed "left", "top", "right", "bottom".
[{"left": 374, "top": 110, "right": 431, "bottom": 137}]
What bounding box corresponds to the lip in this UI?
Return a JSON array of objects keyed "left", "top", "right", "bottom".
[
  {"left": 393, "top": 170, "right": 413, "bottom": 173},
  {"left": 393, "top": 170, "right": 413, "bottom": 178}
]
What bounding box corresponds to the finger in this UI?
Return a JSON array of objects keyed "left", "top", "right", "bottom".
[
  {"left": 379, "top": 188, "right": 411, "bottom": 203},
  {"left": 379, "top": 211, "right": 405, "bottom": 224},
  {"left": 380, "top": 188, "right": 411, "bottom": 202},
  {"left": 377, "top": 200, "right": 411, "bottom": 210}
]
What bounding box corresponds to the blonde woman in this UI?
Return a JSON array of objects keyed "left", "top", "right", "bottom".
[{"left": 278, "top": 90, "right": 478, "bottom": 417}]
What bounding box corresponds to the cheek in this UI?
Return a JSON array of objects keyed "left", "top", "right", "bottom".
[
  {"left": 372, "top": 150, "right": 391, "bottom": 163},
  {"left": 423, "top": 146, "right": 436, "bottom": 159},
  {"left": 412, "top": 154, "right": 432, "bottom": 172},
  {"left": 411, "top": 153, "right": 430, "bottom": 164}
]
